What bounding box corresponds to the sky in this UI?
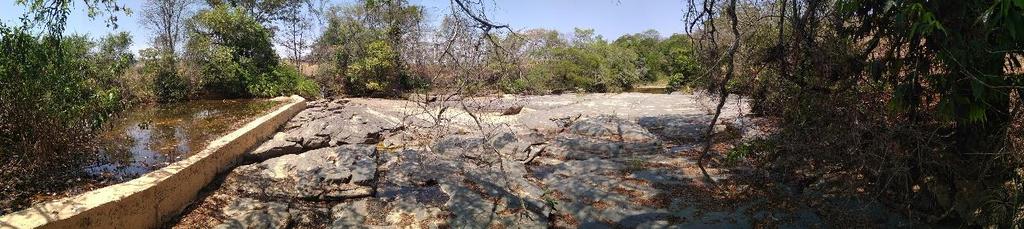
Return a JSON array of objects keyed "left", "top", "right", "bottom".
[{"left": 0, "top": 0, "right": 688, "bottom": 54}]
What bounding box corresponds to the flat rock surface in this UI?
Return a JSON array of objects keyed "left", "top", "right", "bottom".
[
  {"left": 224, "top": 145, "right": 377, "bottom": 200},
  {"left": 169, "top": 93, "right": 907, "bottom": 228}
]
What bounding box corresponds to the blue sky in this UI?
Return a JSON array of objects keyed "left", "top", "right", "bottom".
[{"left": 0, "top": 0, "right": 687, "bottom": 53}]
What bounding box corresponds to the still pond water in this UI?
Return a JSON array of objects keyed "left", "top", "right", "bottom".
[{"left": 86, "top": 99, "right": 280, "bottom": 182}]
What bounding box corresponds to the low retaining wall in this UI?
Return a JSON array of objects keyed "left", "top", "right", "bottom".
[{"left": 0, "top": 95, "right": 307, "bottom": 229}]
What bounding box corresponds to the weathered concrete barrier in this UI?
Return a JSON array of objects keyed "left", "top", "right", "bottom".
[{"left": 0, "top": 95, "right": 307, "bottom": 229}]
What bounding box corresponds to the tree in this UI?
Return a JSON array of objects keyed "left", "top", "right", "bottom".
[
  {"left": 140, "top": 0, "right": 194, "bottom": 102},
  {"left": 141, "top": 0, "right": 194, "bottom": 54},
  {"left": 186, "top": 4, "right": 320, "bottom": 98},
  {"left": 659, "top": 34, "right": 699, "bottom": 90},
  {"left": 315, "top": 0, "right": 424, "bottom": 97},
  {"left": 276, "top": 1, "right": 312, "bottom": 71},
  {"left": 145, "top": 48, "right": 189, "bottom": 102},
  {"left": 206, "top": 0, "right": 295, "bottom": 24},
  {"left": 1, "top": 0, "right": 128, "bottom": 212},
  {"left": 614, "top": 30, "right": 665, "bottom": 82},
  {"left": 16, "top": 0, "right": 128, "bottom": 36},
  {"left": 94, "top": 32, "right": 136, "bottom": 89},
  {"left": 838, "top": 1, "right": 1023, "bottom": 225},
  {"left": 187, "top": 5, "right": 278, "bottom": 97},
  {"left": 683, "top": 0, "right": 1024, "bottom": 226},
  {"left": 519, "top": 28, "right": 642, "bottom": 93}
]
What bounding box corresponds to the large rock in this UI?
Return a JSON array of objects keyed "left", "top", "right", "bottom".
[
  {"left": 537, "top": 158, "right": 673, "bottom": 228},
  {"left": 381, "top": 148, "right": 550, "bottom": 228},
  {"left": 547, "top": 116, "right": 663, "bottom": 160},
  {"left": 245, "top": 132, "right": 303, "bottom": 161},
  {"left": 223, "top": 145, "right": 378, "bottom": 200},
  {"left": 637, "top": 115, "right": 713, "bottom": 142},
  {"left": 282, "top": 101, "right": 399, "bottom": 149},
  {"left": 384, "top": 149, "right": 457, "bottom": 187},
  {"left": 431, "top": 131, "right": 538, "bottom": 163},
  {"left": 569, "top": 116, "right": 659, "bottom": 142},
  {"left": 175, "top": 95, "right": 809, "bottom": 228},
  {"left": 284, "top": 118, "right": 330, "bottom": 149},
  {"left": 330, "top": 200, "right": 370, "bottom": 227},
  {"left": 214, "top": 198, "right": 290, "bottom": 229},
  {"left": 322, "top": 105, "right": 396, "bottom": 145}
]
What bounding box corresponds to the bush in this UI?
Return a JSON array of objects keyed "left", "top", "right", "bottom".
[
  {"left": 293, "top": 74, "right": 323, "bottom": 99},
  {"left": 698, "top": 1, "right": 1024, "bottom": 226},
  {"left": 517, "top": 29, "right": 642, "bottom": 93},
  {"left": 314, "top": 1, "right": 424, "bottom": 97},
  {"left": 142, "top": 49, "right": 189, "bottom": 102},
  {"left": 502, "top": 28, "right": 698, "bottom": 94},
  {"left": 667, "top": 73, "right": 687, "bottom": 91},
  {"left": 0, "top": 26, "right": 119, "bottom": 213},
  {"left": 343, "top": 40, "right": 406, "bottom": 96},
  {"left": 186, "top": 5, "right": 321, "bottom": 98},
  {"left": 248, "top": 65, "right": 322, "bottom": 98}
]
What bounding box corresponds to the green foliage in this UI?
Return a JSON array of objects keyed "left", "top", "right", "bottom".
[
  {"left": 205, "top": 0, "right": 302, "bottom": 23},
  {"left": 0, "top": 0, "right": 136, "bottom": 212},
  {"left": 187, "top": 5, "right": 274, "bottom": 97},
  {"left": 661, "top": 34, "right": 700, "bottom": 89},
  {"left": 667, "top": 73, "right": 688, "bottom": 91},
  {"left": 292, "top": 73, "right": 322, "bottom": 99},
  {"left": 345, "top": 40, "right": 401, "bottom": 96},
  {"left": 524, "top": 28, "right": 642, "bottom": 93},
  {"left": 314, "top": 2, "right": 696, "bottom": 96},
  {"left": 248, "top": 65, "right": 322, "bottom": 98},
  {"left": 840, "top": 0, "right": 1022, "bottom": 130},
  {"left": 504, "top": 28, "right": 697, "bottom": 94},
  {"left": 145, "top": 51, "right": 189, "bottom": 102},
  {"left": 0, "top": 25, "right": 124, "bottom": 212},
  {"left": 186, "top": 5, "right": 320, "bottom": 98},
  {"left": 16, "top": 0, "right": 130, "bottom": 35},
  {"left": 700, "top": 0, "right": 1024, "bottom": 226},
  {"left": 836, "top": 1, "right": 1023, "bottom": 226},
  {"left": 94, "top": 32, "right": 136, "bottom": 87},
  {"left": 315, "top": 0, "right": 423, "bottom": 97},
  {"left": 614, "top": 30, "right": 665, "bottom": 82}
]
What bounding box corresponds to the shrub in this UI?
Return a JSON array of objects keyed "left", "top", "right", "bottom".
[
  {"left": 292, "top": 73, "right": 323, "bottom": 99},
  {"left": 185, "top": 5, "right": 321, "bottom": 99},
  {"left": 505, "top": 28, "right": 699, "bottom": 94},
  {"left": 344, "top": 40, "right": 405, "bottom": 96},
  {"left": 248, "top": 65, "right": 322, "bottom": 98},
  {"left": 141, "top": 49, "right": 189, "bottom": 102},
  {"left": 667, "top": 73, "right": 687, "bottom": 91},
  {"left": 314, "top": 1, "right": 424, "bottom": 97},
  {"left": 0, "top": 26, "right": 118, "bottom": 213}
]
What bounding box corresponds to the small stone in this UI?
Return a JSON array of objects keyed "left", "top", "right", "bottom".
[{"left": 502, "top": 105, "right": 524, "bottom": 115}]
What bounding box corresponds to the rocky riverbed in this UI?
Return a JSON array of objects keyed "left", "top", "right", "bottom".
[{"left": 167, "top": 93, "right": 909, "bottom": 228}]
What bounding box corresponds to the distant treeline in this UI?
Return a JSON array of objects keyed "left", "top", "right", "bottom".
[{"left": 311, "top": 1, "right": 701, "bottom": 96}]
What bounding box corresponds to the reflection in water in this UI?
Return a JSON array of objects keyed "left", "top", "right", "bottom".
[{"left": 86, "top": 99, "right": 279, "bottom": 182}]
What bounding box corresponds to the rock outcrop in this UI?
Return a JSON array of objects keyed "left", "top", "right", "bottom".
[
  {"left": 281, "top": 99, "right": 399, "bottom": 150},
  {"left": 245, "top": 132, "right": 303, "bottom": 161},
  {"left": 225, "top": 145, "right": 378, "bottom": 200},
  {"left": 547, "top": 116, "right": 663, "bottom": 160},
  {"left": 171, "top": 94, "right": 851, "bottom": 229}
]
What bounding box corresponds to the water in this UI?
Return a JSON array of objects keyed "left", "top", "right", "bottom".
[{"left": 86, "top": 99, "right": 280, "bottom": 181}]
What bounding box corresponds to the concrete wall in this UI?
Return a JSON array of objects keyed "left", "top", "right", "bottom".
[{"left": 0, "top": 96, "right": 307, "bottom": 229}]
